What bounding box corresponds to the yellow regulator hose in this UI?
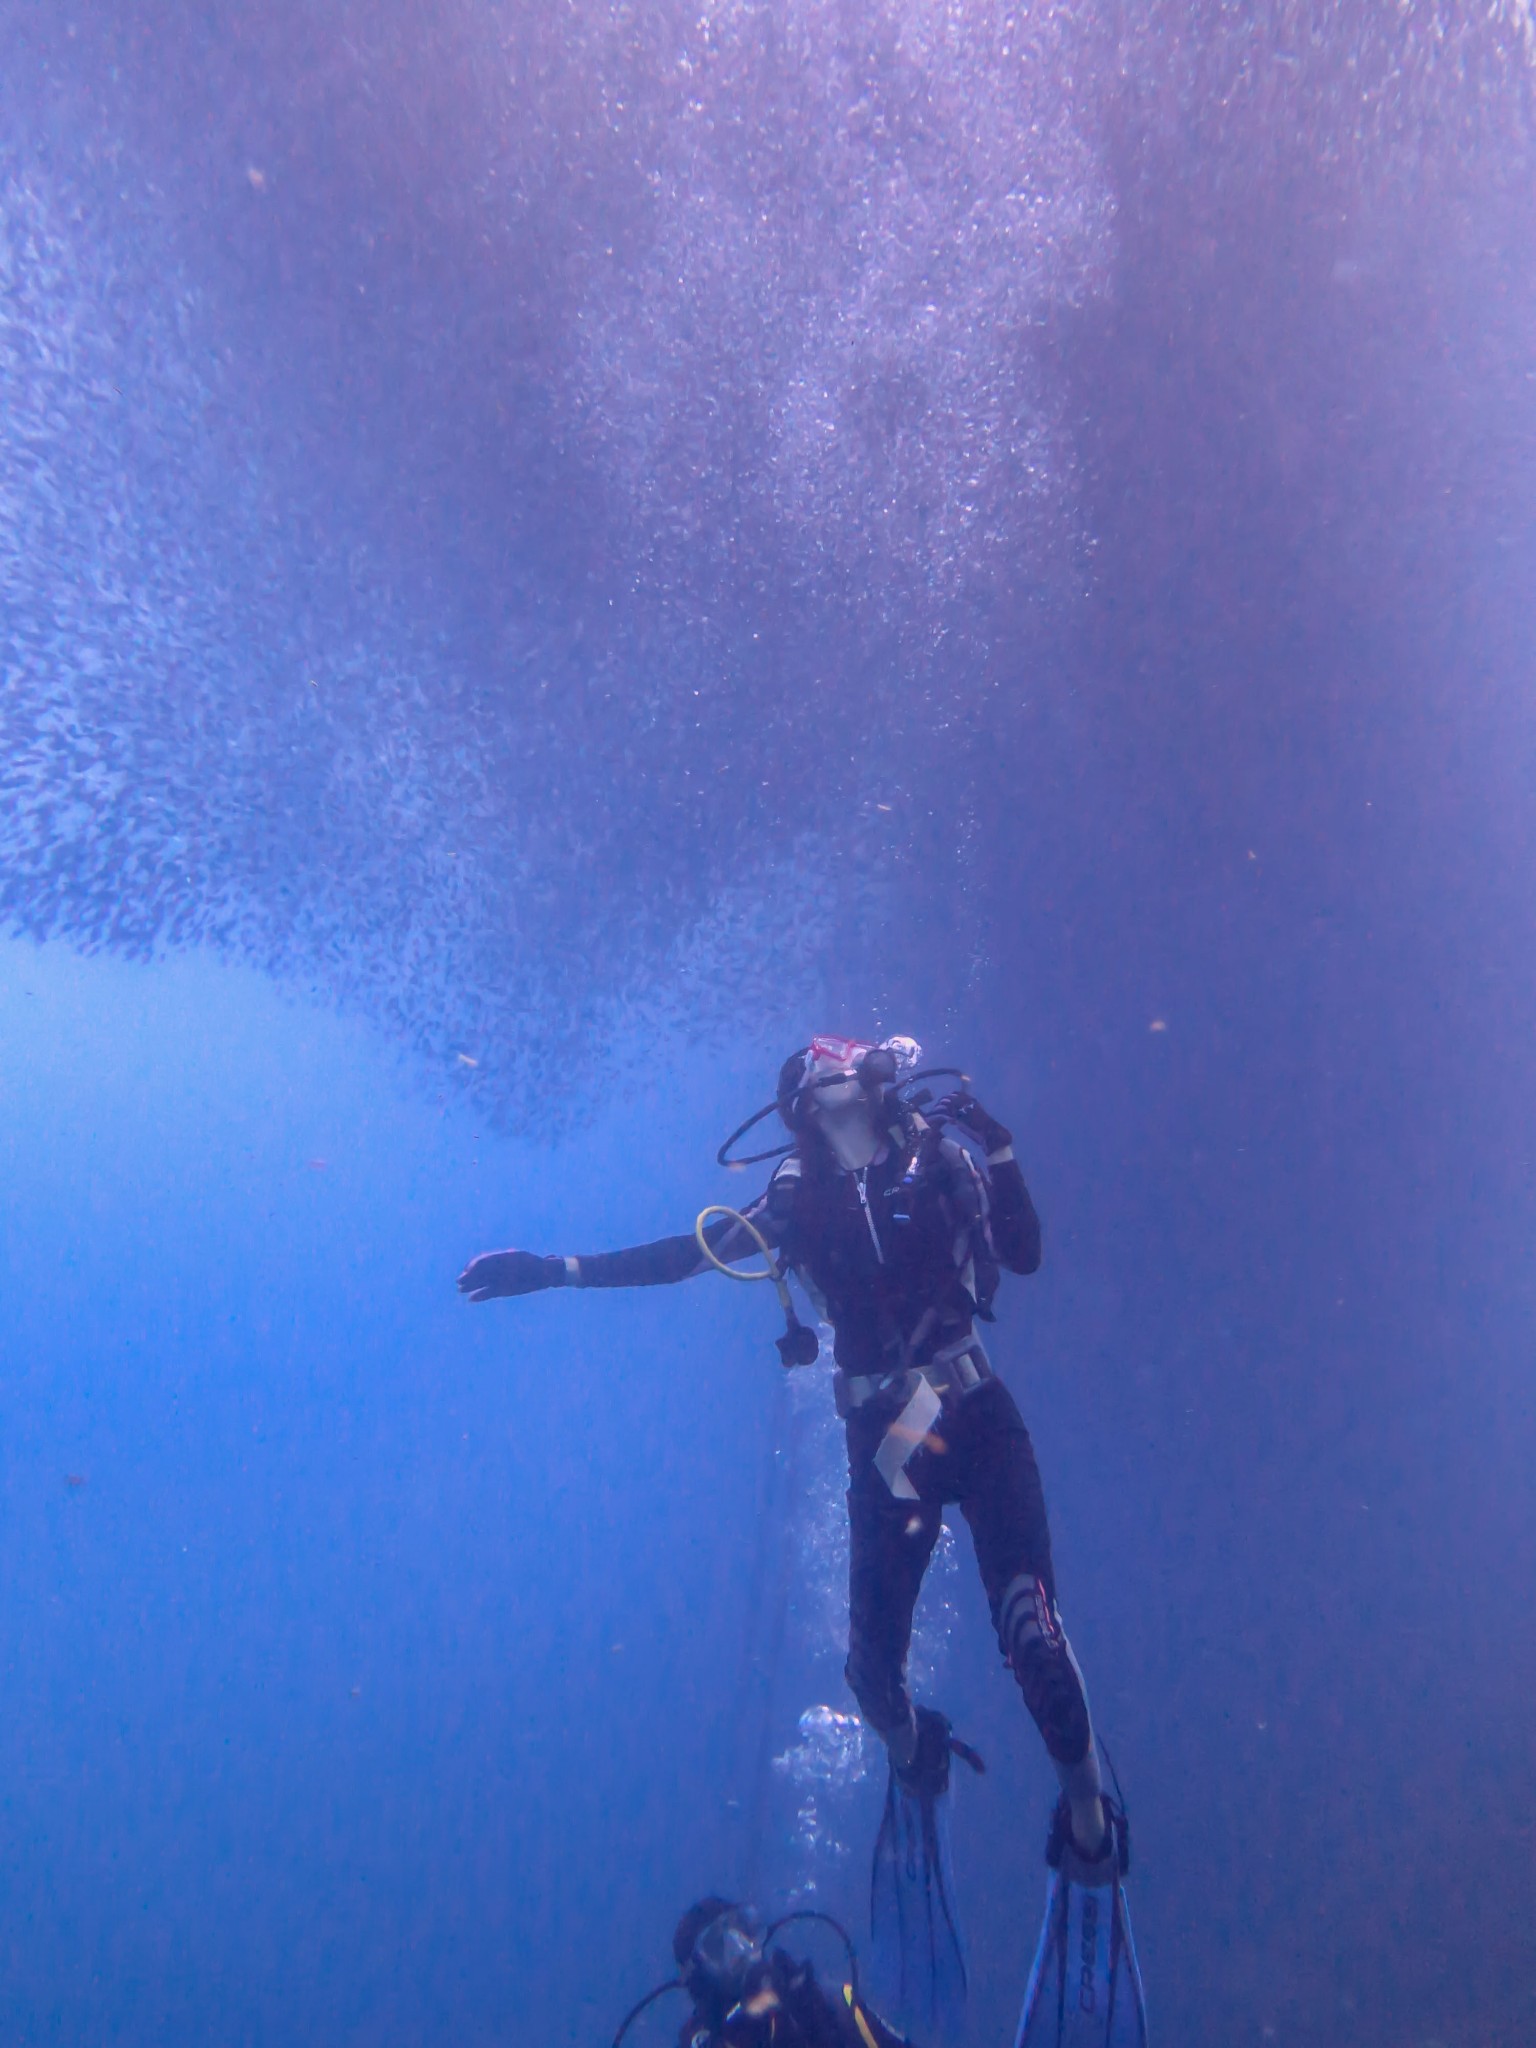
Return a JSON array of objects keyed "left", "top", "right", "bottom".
[{"left": 694, "top": 1204, "right": 820, "bottom": 1367}]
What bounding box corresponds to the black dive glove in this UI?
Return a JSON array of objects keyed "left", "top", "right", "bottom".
[
  {"left": 457, "top": 1249, "right": 567, "bottom": 1302},
  {"left": 932, "top": 1089, "right": 1013, "bottom": 1155}
]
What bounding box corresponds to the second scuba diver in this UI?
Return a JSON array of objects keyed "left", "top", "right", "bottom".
[
  {"left": 459, "top": 1035, "right": 1147, "bottom": 2046},
  {"left": 613, "top": 1896, "right": 910, "bottom": 2048}
]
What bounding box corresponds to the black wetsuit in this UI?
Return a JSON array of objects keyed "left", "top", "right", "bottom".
[
  {"left": 680, "top": 1949, "right": 909, "bottom": 2047},
  {"left": 564, "top": 1113, "right": 1094, "bottom": 1775}
]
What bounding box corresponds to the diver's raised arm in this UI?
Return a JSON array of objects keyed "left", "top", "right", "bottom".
[
  {"left": 456, "top": 1201, "right": 779, "bottom": 1303},
  {"left": 932, "top": 1088, "right": 1042, "bottom": 1275}
]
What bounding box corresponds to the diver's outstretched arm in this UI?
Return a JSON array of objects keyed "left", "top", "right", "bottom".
[{"left": 457, "top": 1200, "right": 779, "bottom": 1302}]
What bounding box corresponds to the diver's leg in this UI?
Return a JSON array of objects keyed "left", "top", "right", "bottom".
[
  {"left": 845, "top": 1466, "right": 942, "bottom": 1766},
  {"left": 955, "top": 1378, "right": 1105, "bottom": 1854}
]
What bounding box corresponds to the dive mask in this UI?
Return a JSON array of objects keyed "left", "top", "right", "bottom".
[{"left": 686, "top": 1904, "right": 766, "bottom": 2005}]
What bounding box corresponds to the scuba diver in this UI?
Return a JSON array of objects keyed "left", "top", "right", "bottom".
[
  {"left": 613, "top": 1897, "right": 910, "bottom": 2048},
  {"left": 458, "top": 1035, "right": 1146, "bottom": 2046}
]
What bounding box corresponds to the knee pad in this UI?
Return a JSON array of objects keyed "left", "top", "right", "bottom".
[{"left": 997, "top": 1573, "right": 1093, "bottom": 1768}]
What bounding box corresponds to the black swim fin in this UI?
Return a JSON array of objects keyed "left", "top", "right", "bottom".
[
  {"left": 870, "top": 1707, "right": 984, "bottom": 2042},
  {"left": 1014, "top": 1797, "right": 1148, "bottom": 2048}
]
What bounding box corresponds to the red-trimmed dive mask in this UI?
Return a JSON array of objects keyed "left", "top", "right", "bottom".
[
  {"left": 805, "top": 1032, "right": 875, "bottom": 1074},
  {"left": 717, "top": 1035, "right": 934, "bottom": 1169},
  {"left": 797, "top": 1035, "right": 876, "bottom": 1117},
  {"left": 792, "top": 1034, "right": 923, "bottom": 1118}
]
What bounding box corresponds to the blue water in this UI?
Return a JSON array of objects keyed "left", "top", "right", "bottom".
[{"left": 1, "top": 5, "right": 1533, "bottom": 2044}]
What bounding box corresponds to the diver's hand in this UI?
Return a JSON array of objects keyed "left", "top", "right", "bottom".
[
  {"left": 456, "top": 1249, "right": 567, "bottom": 1302},
  {"left": 933, "top": 1090, "right": 1013, "bottom": 1155}
]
